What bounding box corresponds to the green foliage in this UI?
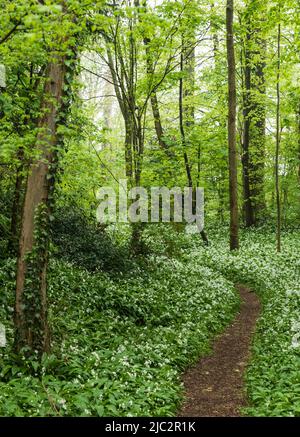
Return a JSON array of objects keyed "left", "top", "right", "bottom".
[
  {"left": 1, "top": 225, "right": 300, "bottom": 416},
  {"left": 18, "top": 203, "right": 50, "bottom": 354},
  {"left": 141, "top": 223, "right": 193, "bottom": 257},
  {"left": 0, "top": 241, "right": 239, "bottom": 416},
  {"left": 0, "top": 213, "right": 9, "bottom": 240},
  {"left": 0, "top": 181, "right": 13, "bottom": 258},
  {"left": 192, "top": 227, "right": 300, "bottom": 416},
  {"left": 0, "top": 0, "right": 300, "bottom": 419},
  {"left": 51, "top": 207, "right": 131, "bottom": 272}
]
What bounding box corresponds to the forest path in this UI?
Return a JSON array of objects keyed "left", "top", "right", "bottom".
[{"left": 178, "top": 284, "right": 260, "bottom": 417}]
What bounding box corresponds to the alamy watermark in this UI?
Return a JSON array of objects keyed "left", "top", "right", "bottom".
[{"left": 96, "top": 180, "right": 204, "bottom": 232}]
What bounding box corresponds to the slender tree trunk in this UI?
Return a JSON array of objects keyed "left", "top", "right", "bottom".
[
  {"left": 106, "top": 47, "right": 135, "bottom": 187},
  {"left": 150, "top": 93, "right": 167, "bottom": 150},
  {"left": 211, "top": 6, "right": 227, "bottom": 227},
  {"left": 138, "top": 0, "right": 168, "bottom": 153},
  {"left": 275, "top": 22, "right": 281, "bottom": 252},
  {"left": 297, "top": 103, "right": 300, "bottom": 186},
  {"left": 218, "top": 172, "right": 226, "bottom": 224},
  {"left": 179, "top": 50, "right": 193, "bottom": 189},
  {"left": 210, "top": 2, "right": 220, "bottom": 59},
  {"left": 106, "top": 8, "right": 147, "bottom": 254},
  {"left": 242, "top": 32, "right": 255, "bottom": 227},
  {"left": 241, "top": 2, "right": 266, "bottom": 226},
  {"left": 124, "top": 114, "right": 134, "bottom": 185},
  {"left": 143, "top": 34, "right": 171, "bottom": 155},
  {"left": 183, "top": 42, "right": 195, "bottom": 128},
  {"left": 250, "top": 36, "right": 266, "bottom": 223},
  {"left": 282, "top": 175, "right": 288, "bottom": 227},
  {"left": 179, "top": 44, "right": 209, "bottom": 245},
  {"left": 135, "top": 116, "right": 144, "bottom": 186},
  {"left": 226, "top": 0, "right": 239, "bottom": 250},
  {"left": 15, "top": 59, "right": 66, "bottom": 355}
]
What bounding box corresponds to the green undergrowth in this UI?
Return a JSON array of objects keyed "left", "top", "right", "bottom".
[
  {"left": 189, "top": 227, "right": 300, "bottom": 417},
  {"left": 1, "top": 225, "right": 299, "bottom": 417},
  {"left": 0, "top": 244, "right": 238, "bottom": 416}
]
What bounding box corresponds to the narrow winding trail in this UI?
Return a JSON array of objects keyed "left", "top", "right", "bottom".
[{"left": 178, "top": 285, "right": 260, "bottom": 417}]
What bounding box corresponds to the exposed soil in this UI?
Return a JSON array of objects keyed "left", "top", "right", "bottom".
[{"left": 178, "top": 284, "right": 260, "bottom": 417}]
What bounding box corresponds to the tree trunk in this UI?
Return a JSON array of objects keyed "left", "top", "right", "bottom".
[
  {"left": 242, "top": 32, "right": 255, "bottom": 227},
  {"left": 250, "top": 36, "right": 266, "bottom": 223},
  {"left": 150, "top": 92, "right": 167, "bottom": 150},
  {"left": 297, "top": 103, "right": 300, "bottom": 186},
  {"left": 241, "top": 3, "right": 266, "bottom": 226},
  {"left": 179, "top": 49, "right": 193, "bottom": 190},
  {"left": 124, "top": 113, "right": 134, "bottom": 185},
  {"left": 275, "top": 22, "right": 281, "bottom": 252},
  {"left": 15, "top": 59, "right": 66, "bottom": 355},
  {"left": 226, "top": 0, "right": 239, "bottom": 250},
  {"left": 211, "top": 5, "right": 227, "bottom": 227},
  {"left": 179, "top": 42, "right": 209, "bottom": 245},
  {"left": 143, "top": 32, "right": 171, "bottom": 156}
]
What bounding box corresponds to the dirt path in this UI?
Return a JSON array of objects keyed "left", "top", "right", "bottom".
[{"left": 178, "top": 284, "right": 260, "bottom": 417}]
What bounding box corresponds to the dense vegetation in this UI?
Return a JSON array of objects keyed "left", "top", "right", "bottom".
[
  {"left": 197, "top": 228, "right": 300, "bottom": 416},
  {"left": 0, "top": 230, "right": 238, "bottom": 416},
  {"left": 1, "top": 227, "right": 299, "bottom": 416},
  {"left": 0, "top": 0, "right": 299, "bottom": 418}
]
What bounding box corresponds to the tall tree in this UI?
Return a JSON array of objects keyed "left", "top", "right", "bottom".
[
  {"left": 275, "top": 20, "right": 281, "bottom": 252},
  {"left": 179, "top": 35, "right": 209, "bottom": 245},
  {"left": 241, "top": 0, "right": 266, "bottom": 227},
  {"left": 297, "top": 102, "right": 300, "bottom": 187},
  {"left": 15, "top": 57, "right": 67, "bottom": 354},
  {"left": 241, "top": 20, "right": 254, "bottom": 227},
  {"left": 226, "top": 0, "right": 239, "bottom": 250}
]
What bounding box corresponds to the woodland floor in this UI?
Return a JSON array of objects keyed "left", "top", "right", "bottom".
[{"left": 178, "top": 285, "right": 260, "bottom": 417}]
